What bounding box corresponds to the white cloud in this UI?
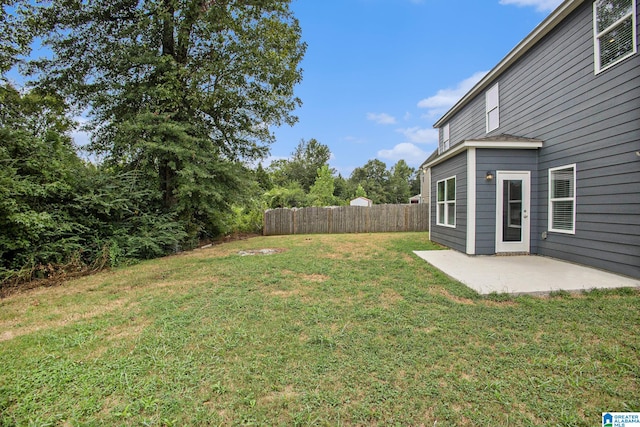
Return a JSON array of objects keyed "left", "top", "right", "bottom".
[
  {"left": 377, "top": 143, "right": 428, "bottom": 167},
  {"left": 417, "top": 71, "right": 488, "bottom": 118},
  {"left": 498, "top": 0, "right": 562, "bottom": 12},
  {"left": 366, "top": 112, "right": 397, "bottom": 125},
  {"left": 396, "top": 127, "right": 438, "bottom": 144}
]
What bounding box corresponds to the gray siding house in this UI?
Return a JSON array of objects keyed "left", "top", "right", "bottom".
[{"left": 421, "top": 0, "right": 640, "bottom": 278}]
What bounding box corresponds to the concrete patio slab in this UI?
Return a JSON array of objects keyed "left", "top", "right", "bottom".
[{"left": 413, "top": 250, "right": 640, "bottom": 295}]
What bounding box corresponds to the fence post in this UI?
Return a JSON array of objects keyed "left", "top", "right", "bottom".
[
  {"left": 263, "top": 210, "right": 267, "bottom": 236},
  {"left": 404, "top": 205, "right": 409, "bottom": 232}
]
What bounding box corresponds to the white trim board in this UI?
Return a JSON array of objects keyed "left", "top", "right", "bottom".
[
  {"left": 423, "top": 139, "right": 543, "bottom": 169},
  {"left": 466, "top": 148, "right": 477, "bottom": 255}
]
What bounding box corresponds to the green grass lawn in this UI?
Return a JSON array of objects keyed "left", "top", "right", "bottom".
[{"left": 1, "top": 233, "right": 638, "bottom": 426}]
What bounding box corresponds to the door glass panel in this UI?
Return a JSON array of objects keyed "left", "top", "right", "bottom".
[{"left": 503, "top": 180, "right": 522, "bottom": 242}]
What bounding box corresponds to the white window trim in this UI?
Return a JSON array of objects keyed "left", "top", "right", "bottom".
[
  {"left": 439, "top": 123, "right": 450, "bottom": 154},
  {"left": 436, "top": 175, "right": 456, "bottom": 228},
  {"left": 593, "top": 0, "right": 637, "bottom": 74},
  {"left": 548, "top": 164, "right": 577, "bottom": 234},
  {"left": 486, "top": 83, "right": 500, "bottom": 133}
]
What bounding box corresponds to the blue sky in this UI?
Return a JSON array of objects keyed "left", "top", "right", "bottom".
[{"left": 270, "top": 0, "right": 564, "bottom": 175}]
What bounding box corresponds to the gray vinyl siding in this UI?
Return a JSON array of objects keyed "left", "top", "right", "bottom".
[
  {"left": 475, "top": 149, "right": 539, "bottom": 255},
  {"left": 434, "top": 0, "right": 640, "bottom": 277},
  {"left": 445, "top": 98, "right": 485, "bottom": 149},
  {"left": 430, "top": 153, "right": 467, "bottom": 253}
]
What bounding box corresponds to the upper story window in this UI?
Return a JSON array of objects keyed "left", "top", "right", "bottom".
[
  {"left": 439, "top": 123, "right": 450, "bottom": 154},
  {"left": 486, "top": 83, "right": 500, "bottom": 133},
  {"left": 594, "top": 0, "right": 637, "bottom": 73}
]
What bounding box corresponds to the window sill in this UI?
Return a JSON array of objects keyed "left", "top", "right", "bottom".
[
  {"left": 548, "top": 228, "right": 575, "bottom": 235},
  {"left": 436, "top": 223, "right": 457, "bottom": 229}
]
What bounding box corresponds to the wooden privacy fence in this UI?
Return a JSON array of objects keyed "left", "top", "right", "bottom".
[{"left": 263, "top": 204, "right": 429, "bottom": 236}]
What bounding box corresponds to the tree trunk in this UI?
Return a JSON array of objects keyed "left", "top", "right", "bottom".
[{"left": 159, "top": 0, "right": 177, "bottom": 209}]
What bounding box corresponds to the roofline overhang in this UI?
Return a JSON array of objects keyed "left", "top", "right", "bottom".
[
  {"left": 422, "top": 140, "right": 543, "bottom": 170},
  {"left": 433, "top": 0, "right": 583, "bottom": 129}
]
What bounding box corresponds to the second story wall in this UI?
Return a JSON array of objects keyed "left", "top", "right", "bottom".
[{"left": 438, "top": 0, "right": 640, "bottom": 153}]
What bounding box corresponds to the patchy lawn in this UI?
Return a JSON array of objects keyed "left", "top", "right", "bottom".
[{"left": 0, "top": 233, "right": 638, "bottom": 426}]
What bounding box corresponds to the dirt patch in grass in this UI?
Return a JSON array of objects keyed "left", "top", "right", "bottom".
[
  {"left": 258, "top": 385, "right": 298, "bottom": 405},
  {"left": 427, "top": 287, "right": 476, "bottom": 305},
  {"left": 326, "top": 290, "right": 366, "bottom": 308},
  {"left": 286, "top": 270, "right": 330, "bottom": 283},
  {"left": 418, "top": 326, "right": 438, "bottom": 334},
  {"left": 299, "top": 273, "right": 328, "bottom": 283},
  {"left": 268, "top": 289, "right": 304, "bottom": 299},
  {"left": 482, "top": 298, "right": 518, "bottom": 307},
  {"left": 237, "top": 248, "right": 287, "bottom": 256},
  {"left": 379, "top": 288, "right": 404, "bottom": 308}
]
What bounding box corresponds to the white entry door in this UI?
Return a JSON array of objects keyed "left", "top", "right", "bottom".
[{"left": 496, "top": 171, "right": 531, "bottom": 253}]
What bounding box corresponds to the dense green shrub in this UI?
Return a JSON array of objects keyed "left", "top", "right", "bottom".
[{"left": 0, "top": 86, "right": 187, "bottom": 286}]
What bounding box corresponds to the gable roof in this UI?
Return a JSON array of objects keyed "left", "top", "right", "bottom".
[{"left": 433, "top": 0, "right": 584, "bottom": 128}]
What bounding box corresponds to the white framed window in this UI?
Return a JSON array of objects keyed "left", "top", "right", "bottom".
[
  {"left": 436, "top": 176, "right": 456, "bottom": 227},
  {"left": 594, "top": 0, "right": 637, "bottom": 73},
  {"left": 439, "top": 123, "right": 450, "bottom": 154},
  {"left": 548, "top": 164, "right": 576, "bottom": 234},
  {"left": 486, "top": 83, "right": 500, "bottom": 133}
]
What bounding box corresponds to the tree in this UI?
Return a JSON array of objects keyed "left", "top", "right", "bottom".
[
  {"left": 349, "top": 159, "right": 389, "bottom": 204},
  {"left": 263, "top": 183, "right": 307, "bottom": 209},
  {"left": 308, "top": 165, "right": 336, "bottom": 206},
  {"left": 333, "top": 173, "right": 349, "bottom": 201},
  {"left": 0, "top": 84, "right": 82, "bottom": 274},
  {"left": 0, "top": 84, "right": 187, "bottom": 282},
  {"left": 30, "top": 0, "right": 306, "bottom": 241},
  {"left": 387, "top": 160, "right": 414, "bottom": 204},
  {"left": 0, "top": 0, "right": 32, "bottom": 75},
  {"left": 270, "top": 138, "right": 331, "bottom": 191},
  {"left": 254, "top": 163, "right": 273, "bottom": 191}
]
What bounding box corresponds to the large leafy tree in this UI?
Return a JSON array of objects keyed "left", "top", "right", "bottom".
[
  {"left": 387, "top": 159, "right": 415, "bottom": 204},
  {"left": 30, "top": 0, "right": 306, "bottom": 240},
  {"left": 0, "top": 0, "right": 32, "bottom": 74},
  {"left": 349, "top": 159, "right": 389, "bottom": 204},
  {"left": 308, "top": 164, "right": 336, "bottom": 207},
  {"left": 270, "top": 138, "right": 332, "bottom": 191}
]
